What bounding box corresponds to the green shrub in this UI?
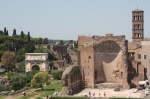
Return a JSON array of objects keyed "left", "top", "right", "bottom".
[
  {"left": 26, "top": 70, "right": 39, "bottom": 83},
  {"left": 7, "top": 72, "right": 18, "bottom": 80},
  {"left": 11, "top": 82, "right": 25, "bottom": 91},
  {"left": 10, "top": 74, "right": 28, "bottom": 90},
  {"left": 52, "top": 70, "right": 63, "bottom": 80}
]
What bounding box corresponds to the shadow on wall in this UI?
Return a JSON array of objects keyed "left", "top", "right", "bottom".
[
  {"left": 94, "top": 41, "right": 121, "bottom": 63},
  {"left": 94, "top": 41, "right": 122, "bottom": 83}
]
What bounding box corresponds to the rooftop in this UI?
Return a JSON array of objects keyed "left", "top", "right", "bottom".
[{"left": 132, "top": 8, "right": 143, "bottom": 12}]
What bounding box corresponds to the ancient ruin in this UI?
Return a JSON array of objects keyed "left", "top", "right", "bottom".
[
  {"left": 62, "top": 65, "right": 83, "bottom": 95},
  {"left": 25, "top": 53, "right": 49, "bottom": 72},
  {"left": 78, "top": 34, "right": 129, "bottom": 88},
  {"left": 61, "top": 7, "right": 146, "bottom": 95}
]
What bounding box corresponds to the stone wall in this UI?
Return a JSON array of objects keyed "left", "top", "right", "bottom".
[
  {"left": 128, "top": 61, "right": 144, "bottom": 87},
  {"left": 61, "top": 65, "right": 83, "bottom": 95},
  {"left": 78, "top": 34, "right": 129, "bottom": 88}
]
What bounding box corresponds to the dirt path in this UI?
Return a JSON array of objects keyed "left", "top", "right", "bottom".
[{"left": 5, "top": 88, "right": 39, "bottom": 99}]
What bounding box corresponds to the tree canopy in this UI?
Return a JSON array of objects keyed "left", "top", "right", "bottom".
[
  {"left": 31, "top": 72, "right": 50, "bottom": 90},
  {"left": 1, "top": 51, "right": 16, "bottom": 71}
]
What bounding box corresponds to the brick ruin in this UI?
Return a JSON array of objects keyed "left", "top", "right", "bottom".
[
  {"left": 61, "top": 34, "right": 145, "bottom": 95},
  {"left": 78, "top": 34, "right": 129, "bottom": 88},
  {"left": 61, "top": 8, "right": 146, "bottom": 95},
  {"left": 61, "top": 65, "right": 83, "bottom": 95}
]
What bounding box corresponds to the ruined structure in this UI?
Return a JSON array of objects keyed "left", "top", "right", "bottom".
[
  {"left": 62, "top": 65, "right": 83, "bottom": 95},
  {"left": 61, "top": 7, "right": 146, "bottom": 95},
  {"left": 53, "top": 45, "right": 72, "bottom": 64},
  {"left": 78, "top": 34, "right": 129, "bottom": 88}
]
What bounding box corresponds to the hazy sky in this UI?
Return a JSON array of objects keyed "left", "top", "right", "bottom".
[{"left": 0, "top": 0, "right": 149, "bottom": 41}]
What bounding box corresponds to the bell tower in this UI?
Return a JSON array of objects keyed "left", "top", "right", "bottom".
[{"left": 132, "top": 7, "right": 144, "bottom": 42}]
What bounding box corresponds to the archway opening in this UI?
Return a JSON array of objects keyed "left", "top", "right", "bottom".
[{"left": 32, "top": 65, "right": 40, "bottom": 71}]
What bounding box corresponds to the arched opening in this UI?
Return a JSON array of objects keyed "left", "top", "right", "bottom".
[{"left": 32, "top": 65, "right": 40, "bottom": 70}]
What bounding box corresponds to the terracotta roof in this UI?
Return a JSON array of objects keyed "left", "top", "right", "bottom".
[
  {"left": 128, "top": 42, "right": 141, "bottom": 50},
  {"left": 132, "top": 8, "right": 143, "bottom": 12}
]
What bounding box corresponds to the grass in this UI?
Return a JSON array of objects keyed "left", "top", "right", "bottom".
[
  {"left": 0, "top": 96, "right": 6, "bottom": 99},
  {"left": 17, "top": 81, "right": 62, "bottom": 99}
]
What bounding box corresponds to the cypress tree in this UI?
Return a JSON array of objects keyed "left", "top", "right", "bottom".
[
  {"left": 21, "top": 31, "right": 24, "bottom": 38},
  {"left": 13, "top": 29, "right": 16, "bottom": 37},
  {"left": 6, "top": 30, "right": 8, "bottom": 36},
  {"left": 28, "top": 31, "right": 30, "bottom": 43},
  {"left": 4, "top": 27, "right": 7, "bottom": 35}
]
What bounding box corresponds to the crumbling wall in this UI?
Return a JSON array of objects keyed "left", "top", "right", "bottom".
[{"left": 61, "top": 65, "right": 83, "bottom": 95}]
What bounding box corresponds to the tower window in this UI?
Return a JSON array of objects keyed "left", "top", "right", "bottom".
[
  {"left": 134, "top": 16, "right": 136, "bottom": 20},
  {"left": 139, "top": 16, "right": 141, "bottom": 20},
  {"left": 138, "top": 33, "right": 140, "bottom": 37},
  {"left": 134, "top": 16, "right": 137, "bottom": 20},
  {"left": 144, "top": 55, "right": 147, "bottom": 59},
  {"left": 138, "top": 25, "right": 140, "bottom": 29},
  {"left": 138, "top": 54, "right": 141, "bottom": 59}
]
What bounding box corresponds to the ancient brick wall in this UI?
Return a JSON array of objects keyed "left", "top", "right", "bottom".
[
  {"left": 61, "top": 65, "right": 83, "bottom": 95},
  {"left": 128, "top": 61, "right": 144, "bottom": 87},
  {"left": 78, "top": 34, "right": 129, "bottom": 88},
  {"left": 78, "top": 35, "right": 95, "bottom": 88}
]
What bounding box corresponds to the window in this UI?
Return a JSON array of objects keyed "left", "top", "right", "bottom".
[
  {"left": 89, "top": 56, "right": 91, "bottom": 59},
  {"left": 95, "top": 71, "right": 97, "bottom": 79},
  {"left": 144, "top": 55, "right": 147, "bottom": 59},
  {"left": 138, "top": 25, "right": 140, "bottom": 29},
  {"left": 138, "top": 54, "right": 141, "bottom": 59}
]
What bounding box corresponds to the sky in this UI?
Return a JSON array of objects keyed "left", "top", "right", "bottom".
[{"left": 0, "top": 0, "right": 150, "bottom": 41}]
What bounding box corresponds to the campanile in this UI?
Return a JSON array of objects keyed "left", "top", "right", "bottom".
[{"left": 132, "top": 7, "right": 144, "bottom": 42}]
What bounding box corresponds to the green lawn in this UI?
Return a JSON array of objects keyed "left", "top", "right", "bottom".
[
  {"left": 0, "top": 96, "right": 6, "bottom": 99},
  {"left": 17, "top": 81, "right": 62, "bottom": 99}
]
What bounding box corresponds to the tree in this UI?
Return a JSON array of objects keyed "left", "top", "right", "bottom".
[
  {"left": 28, "top": 31, "right": 30, "bottom": 43},
  {"left": 1, "top": 51, "right": 16, "bottom": 71},
  {"left": 0, "top": 30, "right": 3, "bottom": 35},
  {"left": 52, "top": 70, "right": 63, "bottom": 80},
  {"left": 10, "top": 74, "right": 28, "bottom": 90},
  {"left": 17, "top": 61, "right": 25, "bottom": 73},
  {"left": 6, "top": 30, "right": 8, "bottom": 36},
  {"left": 31, "top": 72, "right": 50, "bottom": 90},
  {"left": 12, "top": 29, "right": 16, "bottom": 37},
  {"left": 21, "top": 31, "right": 24, "bottom": 38},
  {"left": 25, "top": 43, "right": 35, "bottom": 53},
  {"left": 59, "top": 40, "right": 64, "bottom": 45},
  {"left": 16, "top": 48, "right": 25, "bottom": 62},
  {"left": 4, "top": 27, "right": 7, "bottom": 35},
  {"left": 43, "top": 38, "right": 48, "bottom": 44},
  {"left": 38, "top": 37, "right": 43, "bottom": 45},
  {"left": 26, "top": 70, "right": 39, "bottom": 83}
]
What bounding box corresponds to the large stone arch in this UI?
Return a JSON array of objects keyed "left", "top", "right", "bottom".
[{"left": 25, "top": 53, "right": 49, "bottom": 72}]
